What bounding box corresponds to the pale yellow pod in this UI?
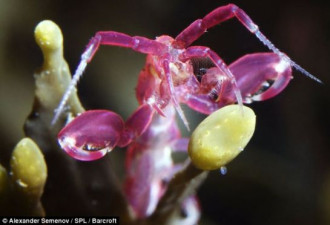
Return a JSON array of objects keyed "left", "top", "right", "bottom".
[
  {"left": 188, "top": 105, "right": 256, "bottom": 170},
  {"left": 34, "top": 20, "right": 63, "bottom": 52},
  {"left": 10, "top": 138, "right": 47, "bottom": 199},
  {"left": 33, "top": 20, "right": 84, "bottom": 115}
]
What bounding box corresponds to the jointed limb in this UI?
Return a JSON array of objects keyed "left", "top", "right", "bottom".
[
  {"left": 174, "top": 4, "right": 321, "bottom": 83},
  {"left": 52, "top": 32, "right": 167, "bottom": 124}
]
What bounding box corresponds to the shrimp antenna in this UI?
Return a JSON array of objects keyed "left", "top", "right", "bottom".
[
  {"left": 255, "top": 30, "right": 322, "bottom": 83},
  {"left": 51, "top": 45, "right": 93, "bottom": 125}
]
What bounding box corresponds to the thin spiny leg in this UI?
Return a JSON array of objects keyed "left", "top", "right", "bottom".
[
  {"left": 51, "top": 44, "right": 93, "bottom": 125},
  {"left": 52, "top": 31, "right": 167, "bottom": 125},
  {"left": 254, "top": 31, "right": 322, "bottom": 83},
  {"left": 174, "top": 4, "right": 320, "bottom": 83},
  {"left": 179, "top": 47, "right": 243, "bottom": 107},
  {"left": 163, "top": 60, "right": 190, "bottom": 130}
]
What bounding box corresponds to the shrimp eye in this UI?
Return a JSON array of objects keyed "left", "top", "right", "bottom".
[
  {"left": 191, "top": 57, "right": 215, "bottom": 82},
  {"left": 253, "top": 80, "right": 275, "bottom": 96},
  {"left": 180, "top": 207, "right": 188, "bottom": 218}
]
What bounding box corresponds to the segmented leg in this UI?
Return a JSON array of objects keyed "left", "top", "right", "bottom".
[
  {"left": 175, "top": 4, "right": 257, "bottom": 47},
  {"left": 52, "top": 32, "right": 167, "bottom": 124},
  {"left": 179, "top": 46, "right": 243, "bottom": 107},
  {"left": 174, "top": 4, "right": 320, "bottom": 83},
  {"left": 118, "top": 104, "right": 155, "bottom": 147}
]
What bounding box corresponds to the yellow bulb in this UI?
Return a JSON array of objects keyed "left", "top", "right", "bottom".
[
  {"left": 188, "top": 105, "right": 256, "bottom": 170},
  {"left": 10, "top": 138, "right": 47, "bottom": 198},
  {"left": 34, "top": 20, "right": 63, "bottom": 51}
]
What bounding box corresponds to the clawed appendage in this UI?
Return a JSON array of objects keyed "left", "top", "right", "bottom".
[{"left": 57, "top": 104, "right": 154, "bottom": 161}]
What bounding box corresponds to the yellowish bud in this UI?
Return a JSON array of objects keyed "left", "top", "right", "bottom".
[
  {"left": 32, "top": 20, "right": 84, "bottom": 115},
  {"left": 34, "top": 20, "right": 63, "bottom": 52},
  {"left": 10, "top": 138, "right": 47, "bottom": 199},
  {"left": 188, "top": 105, "right": 256, "bottom": 170}
]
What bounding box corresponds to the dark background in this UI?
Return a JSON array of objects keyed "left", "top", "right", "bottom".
[{"left": 0, "top": 0, "right": 329, "bottom": 224}]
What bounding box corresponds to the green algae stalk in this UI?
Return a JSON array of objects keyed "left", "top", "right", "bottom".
[
  {"left": 34, "top": 20, "right": 83, "bottom": 120},
  {"left": 25, "top": 20, "right": 85, "bottom": 150}
]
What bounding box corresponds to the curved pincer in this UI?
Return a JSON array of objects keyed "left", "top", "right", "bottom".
[
  {"left": 229, "top": 52, "right": 292, "bottom": 102},
  {"left": 58, "top": 110, "right": 124, "bottom": 161}
]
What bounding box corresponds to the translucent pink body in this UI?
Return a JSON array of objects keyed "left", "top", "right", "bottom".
[{"left": 56, "top": 3, "right": 317, "bottom": 221}]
